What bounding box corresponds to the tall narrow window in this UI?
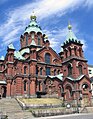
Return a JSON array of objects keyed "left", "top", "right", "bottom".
[
  {"left": 69, "top": 48, "right": 71, "bottom": 56},
  {"left": 54, "top": 69, "right": 56, "bottom": 75},
  {"left": 74, "top": 47, "right": 77, "bottom": 56},
  {"left": 31, "top": 33, "right": 34, "bottom": 39},
  {"left": 46, "top": 67, "right": 50, "bottom": 75},
  {"left": 39, "top": 81, "right": 41, "bottom": 91},
  {"left": 58, "top": 70, "right": 60, "bottom": 74},
  {"left": 45, "top": 53, "right": 50, "bottom": 64},
  {"left": 79, "top": 65, "right": 82, "bottom": 75},
  {"left": 24, "top": 81, "right": 26, "bottom": 91},
  {"left": 26, "top": 35, "right": 28, "bottom": 46},
  {"left": 68, "top": 64, "right": 72, "bottom": 76},
  {"left": 38, "top": 36, "right": 41, "bottom": 45},
  {"left": 36, "top": 66, "right": 38, "bottom": 76},
  {"left": 24, "top": 66, "right": 27, "bottom": 74},
  {"left": 40, "top": 68, "right": 42, "bottom": 75}
]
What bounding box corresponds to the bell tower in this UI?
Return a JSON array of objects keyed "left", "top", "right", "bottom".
[{"left": 61, "top": 24, "right": 89, "bottom": 79}]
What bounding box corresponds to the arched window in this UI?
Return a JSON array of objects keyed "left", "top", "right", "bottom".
[
  {"left": 68, "top": 64, "right": 72, "bottom": 76},
  {"left": 24, "top": 81, "right": 27, "bottom": 91},
  {"left": 24, "top": 66, "right": 27, "bottom": 74},
  {"left": 38, "top": 36, "right": 41, "bottom": 45},
  {"left": 66, "top": 86, "right": 72, "bottom": 98},
  {"left": 79, "top": 65, "right": 82, "bottom": 74},
  {"left": 45, "top": 53, "right": 51, "bottom": 64}
]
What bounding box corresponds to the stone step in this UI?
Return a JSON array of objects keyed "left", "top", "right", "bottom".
[{"left": 0, "top": 98, "right": 33, "bottom": 119}]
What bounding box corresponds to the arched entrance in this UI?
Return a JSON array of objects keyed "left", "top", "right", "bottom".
[
  {"left": 65, "top": 85, "right": 73, "bottom": 101},
  {"left": 2, "top": 86, "right": 7, "bottom": 97}
]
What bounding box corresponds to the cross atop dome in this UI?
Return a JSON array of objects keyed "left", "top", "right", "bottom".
[{"left": 30, "top": 11, "right": 37, "bottom": 21}]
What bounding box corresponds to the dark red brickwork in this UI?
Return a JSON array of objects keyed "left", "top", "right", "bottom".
[{"left": 0, "top": 17, "right": 91, "bottom": 105}]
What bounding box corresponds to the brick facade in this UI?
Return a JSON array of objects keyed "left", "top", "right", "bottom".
[{"left": 0, "top": 15, "right": 91, "bottom": 105}]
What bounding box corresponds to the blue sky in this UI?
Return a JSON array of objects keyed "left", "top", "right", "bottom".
[{"left": 0, "top": 0, "right": 93, "bottom": 65}]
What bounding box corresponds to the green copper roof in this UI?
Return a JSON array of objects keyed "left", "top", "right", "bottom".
[
  {"left": 24, "top": 15, "right": 42, "bottom": 34},
  {"left": 67, "top": 75, "right": 84, "bottom": 81},
  {"left": 66, "top": 25, "right": 77, "bottom": 42},
  {"left": 0, "top": 80, "right": 6, "bottom": 84},
  {"left": 14, "top": 51, "right": 25, "bottom": 60},
  {"left": 8, "top": 43, "right": 15, "bottom": 50},
  {"left": 20, "top": 48, "right": 30, "bottom": 55},
  {"left": 48, "top": 74, "right": 63, "bottom": 81},
  {"left": 63, "top": 24, "right": 81, "bottom": 46},
  {"left": 0, "top": 56, "right": 4, "bottom": 60}
]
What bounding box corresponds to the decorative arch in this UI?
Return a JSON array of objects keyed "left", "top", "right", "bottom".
[
  {"left": 37, "top": 56, "right": 44, "bottom": 62},
  {"left": 76, "top": 61, "right": 84, "bottom": 67},
  {"left": 65, "top": 84, "right": 73, "bottom": 99}
]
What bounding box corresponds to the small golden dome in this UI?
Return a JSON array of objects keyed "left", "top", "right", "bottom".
[
  {"left": 44, "top": 35, "right": 48, "bottom": 39},
  {"left": 68, "top": 21, "right": 72, "bottom": 30},
  {"left": 68, "top": 24, "right": 72, "bottom": 30}
]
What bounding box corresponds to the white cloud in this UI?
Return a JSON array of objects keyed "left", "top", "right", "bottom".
[
  {"left": 85, "top": 0, "right": 93, "bottom": 8},
  {"left": 0, "top": 0, "right": 92, "bottom": 51},
  {"left": 0, "top": 0, "right": 8, "bottom": 4},
  {"left": 80, "top": 39, "right": 87, "bottom": 51},
  {"left": 43, "top": 23, "right": 87, "bottom": 52}
]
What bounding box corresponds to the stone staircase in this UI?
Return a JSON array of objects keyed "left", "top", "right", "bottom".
[{"left": 0, "top": 98, "right": 33, "bottom": 119}]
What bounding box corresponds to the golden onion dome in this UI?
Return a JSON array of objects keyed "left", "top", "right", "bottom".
[{"left": 68, "top": 24, "right": 72, "bottom": 30}]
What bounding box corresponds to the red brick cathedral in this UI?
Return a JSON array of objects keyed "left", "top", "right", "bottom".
[{"left": 0, "top": 14, "right": 91, "bottom": 104}]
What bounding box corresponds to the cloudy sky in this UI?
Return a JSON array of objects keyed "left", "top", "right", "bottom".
[{"left": 0, "top": 0, "right": 93, "bottom": 65}]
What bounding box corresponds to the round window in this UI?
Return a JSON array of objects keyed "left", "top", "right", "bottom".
[{"left": 82, "top": 84, "right": 88, "bottom": 91}]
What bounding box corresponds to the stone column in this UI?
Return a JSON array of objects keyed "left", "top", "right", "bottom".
[
  {"left": 30, "top": 79, "right": 36, "bottom": 96},
  {"left": 7, "top": 80, "right": 11, "bottom": 97}
]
